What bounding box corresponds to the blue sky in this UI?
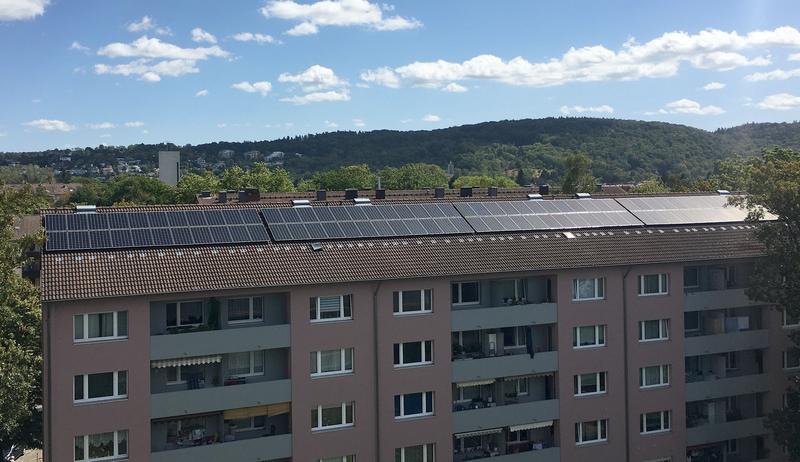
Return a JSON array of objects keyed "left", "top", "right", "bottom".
[{"left": 1, "top": 0, "right": 800, "bottom": 152}]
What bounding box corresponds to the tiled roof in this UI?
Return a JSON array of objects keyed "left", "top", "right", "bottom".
[{"left": 40, "top": 224, "right": 764, "bottom": 302}]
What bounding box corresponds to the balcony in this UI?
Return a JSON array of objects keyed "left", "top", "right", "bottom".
[
  {"left": 686, "top": 374, "right": 769, "bottom": 402},
  {"left": 151, "top": 324, "right": 290, "bottom": 360},
  {"left": 687, "top": 437, "right": 769, "bottom": 462},
  {"left": 150, "top": 433, "right": 291, "bottom": 462},
  {"left": 451, "top": 303, "right": 557, "bottom": 332},
  {"left": 685, "top": 289, "right": 759, "bottom": 311},
  {"left": 453, "top": 424, "right": 559, "bottom": 462},
  {"left": 686, "top": 417, "right": 766, "bottom": 446},
  {"left": 453, "top": 399, "right": 559, "bottom": 434},
  {"left": 684, "top": 330, "right": 768, "bottom": 356},
  {"left": 151, "top": 379, "right": 291, "bottom": 419},
  {"left": 452, "top": 352, "right": 557, "bottom": 383}
]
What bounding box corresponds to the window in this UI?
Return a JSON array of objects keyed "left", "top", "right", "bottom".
[
  {"left": 311, "top": 348, "right": 354, "bottom": 376},
  {"left": 321, "top": 457, "right": 355, "bottom": 462},
  {"left": 507, "top": 429, "right": 530, "bottom": 443},
  {"left": 640, "top": 410, "right": 671, "bottom": 434},
  {"left": 74, "top": 430, "right": 128, "bottom": 461},
  {"left": 683, "top": 267, "right": 699, "bottom": 288},
  {"left": 503, "top": 326, "right": 527, "bottom": 348},
  {"left": 393, "top": 289, "right": 432, "bottom": 315},
  {"left": 393, "top": 341, "right": 433, "bottom": 367},
  {"left": 574, "top": 372, "right": 607, "bottom": 396},
  {"left": 504, "top": 377, "right": 529, "bottom": 398},
  {"left": 725, "top": 351, "right": 738, "bottom": 370},
  {"left": 451, "top": 282, "right": 480, "bottom": 305},
  {"left": 783, "top": 309, "right": 800, "bottom": 328},
  {"left": 227, "top": 297, "right": 263, "bottom": 323},
  {"left": 572, "top": 325, "right": 606, "bottom": 349},
  {"left": 639, "top": 274, "right": 669, "bottom": 296},
  {"left": 455, "top": 384, "right": 482, "bottom": 402},
  {"left": 639, "top": 319, "right": 669, "bottom": 342},
  {"left": 73, "top": 311, "right": 128, "bottom": 342},
  {"left": 310, "top": 295, "right": 352, "bottom": 322},
  {"left": 312, "top": 402, "right": 354, "bottom": 430},
  {"left": 230, "top": 415, "right": 265, "bottom": 432},
  {"left": 783, "top": 349, "right": 800, "bottom": 370},
  {"left": 575, "top": 419, "right": 607, "bottom": 445},
  {"left": 395, "top": 444, "right": 435, "bottom": 462},
  {"left": 572, "top": 278, "right": 605, "bottom": 301},
  {"left": 640, "top": 365, "right": 670, "bottom": 388},
  {"left": 727, "top": 439, "right": 739, "bottom": 454},
  {"left": 165, "top": 366, "right": 185, "bottom": 384},
  {"left": 73, "top": 371, "right": 127, "bottom": 403},
  {"left": 166, "top": 301, "right": 203, "bottom": 327},
  {"left": 684, "top": 311, "right": 700, "bottom": 333},
  {"left": 227, "top": 351, "right": 265, "bottom": 377},
  {"left": 394, "top": 391, "right": 434, "bottom": 418}
]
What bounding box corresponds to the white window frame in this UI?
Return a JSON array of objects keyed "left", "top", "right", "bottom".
[
  {"left": 639, "top": 365, "right": 670, "bottom": 389},
  {"left": 165, "top": 365, "right": 186, "bottom": 385},
  {"left": 311, "top": 348, "right": 354, "bottom": 377},
  {"left": 395, "top": 444, "right": 435, "bottom": 462},
  {"left": 166, "top": 300, "right": 204, "bottom": 327},
  {"left": 231, "top": 415, "right": 266, "bottom": 433},
  {"left": 227, "top": 351, "right": 265, "bottom": 377},
  {"left": 227, "top": 296, "right": 264, "bottom": 324},
  {"left": 783, "top": 349, "right": 800, "bottom": 370},
  {"left": 394, "top": 289, "right": 433, "bottom": 315},
  {"left": 394, "top": 391, "right": 434, "bottom": 419},
  {"left": 639, "top": 319, "right": 670, "bottom": 342},
  {"left": 573, "top": 325, "right": 606, "bottom": 349},
  {"left": 505, "top": 377, "right": 529, "bottom": 397},
  {"left": 727, "top": 439, "right": 739, "bottom": 455},
  {"left": 73, "top": 371, "right": 127, "bottom": 404},
  {"left": 725, "top": 351, "right": 738, "bottom": 370},
  {"left": 319, "top": 457, "right": 355, "bottom": 462},
  {"left": 572, "top": 277, "right": 605, "bottom": 301},
  {"left": 74, "top": 430, "right": 128, "bottom": 462},
  {"left": 640, "top": 410, "right": 671, "bottom": 434},
  {"left": 452, "top": 281, "right": 481, "bottom": 306},
  {"left": 394, "top": 340, "right": 433, "bottom": 368},
  {"left": 638, "top": 274, "right": 669, "bottom": 296},
  {"left": 312, "top": 402, "right": 354, "bottom": 431},
  {"left": 73, "top": 311, "right": 128, "bottom": 343},
  {"left": 311, "top": 295, "right": 352, "bottom": 323},
  {"left": 575, "top": 419, "right": 608, "bottom": 445},
  {"left": 684, "top": 311, "right": 701, "bottom": 334},
  {"left": 783, "top": 309, "right": 800, "bottom": 328},
  {"left": 683, "top": 267, "right": 700, "bottom": 289},
  {"left": 574, "top": 372, "right": 607, "bottom": 396}
]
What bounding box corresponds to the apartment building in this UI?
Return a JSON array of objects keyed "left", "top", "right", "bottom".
[{"left": 38, "top": 190, "right": 794, "bottom": 462}]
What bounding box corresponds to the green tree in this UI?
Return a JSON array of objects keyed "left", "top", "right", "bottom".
[
  {"left": 631, "top": 178, "right": 670, "bottom": 193},
  {"left": 379, "top": 163, "right": 449, "bottom": 189},
  {"left": 729, "top": 148, "right": 800, "bottom": 461},
  {"left": 220, "top": 166, "right": 247, "bottom": 191},
  {"left": 242, "top": 164, "right": 294, "bottom": 192},
  {"left": 310, "top": 164, "right": 376, "bottom": 190},
  {"left": 561, "top": 152, "right": 596, "bottom": 194},
  {"left": 0, "top": 185, "right": 47, "bottom": 456},
  {"left": 105, "top": 175, "right": 176, "bottom": 205},
  {"left": 451, "top": 175, "right": 519, "bottom": 188},
  {"left": 176, "top": 171, "right": 221, "bottom": 203}
]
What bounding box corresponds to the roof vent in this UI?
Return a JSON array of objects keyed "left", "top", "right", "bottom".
[
  {"left": 460, "top": 186, "right": 473, "bottom": 197},
  {"left": 345, "top": 188, "right": 358, "bottom": 200},
  {"left": 488, "top": 186, "right": 498, "bottom": 197},
  {"left": 375, "top": 189, "right": 386, "bottom": 200},
  {"left": 717, "top": 189, "right": 731, "bottom": 195},
  {"left": 434, "top": 187, "right": 445, "bottom": 199},
  {"left": 310, "top": 242, "right": 323, "bottom": 252},
  {"left": 354, "top": 197, "right": 371, "bottom": 206},
  {"left": 538, "top": 184, "right": 550, "bottom": 195},
  {"left": 527, "top": 193, "right": 543, "bottom": 200},
  {"left": 217, "top": 191, "right": 227, "bottom": 203},
  {"left": 575, "top": 192, "right": 592, "bottom": 199},
  {"left": 563, "top": 231, "right": 576, "bottom": 239},
  {"left": 292, "top": 199, "right": 311, "bottom": 207},
  {"left": 75, "top": 205, "right": 97, "bottom": 214},
  {"left": 316, "top": 190, "right": 327, "bottom": 201}
]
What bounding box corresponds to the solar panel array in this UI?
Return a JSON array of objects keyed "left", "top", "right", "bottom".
[
  {"left": 616, "top": 195, "right": 751, "bottom": 225},
  {"left": 261, "top": 203, "right": 474, "bottom": 242},
  {"left": 44, "top": 209, "right": 269, "bottom": 251},
  {"left": 454, "top": 199, "right": 643, "bottom": 232}
]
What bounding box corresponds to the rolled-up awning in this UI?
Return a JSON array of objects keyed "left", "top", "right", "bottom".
[
  {"left": 454, "top": 428, "right": 503, "bottom": 438},
  {"left": 507, "top": 372, "right": 554, "bottom": 379},
  {"left": 223, "top": 402, "right": 290, "bottom": 420},
  {"left": 150, "top": 355, "right": 221, "bottom": 368},
  {"left": 509, "top": 420, "right": 554, "bottom": 432},
  {"left": 456, "top": 379, "right": 496, "bottom": 388}
]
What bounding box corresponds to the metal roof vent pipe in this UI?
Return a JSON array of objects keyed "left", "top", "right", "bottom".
[
  {"left": 375, "top": 189, "right": 386, "bottom": 200},
  {"left": 316, "top": 189, "right": 327, "bottom": 201},
  {"left": 717, "top": 189, "right": 731, "bottom": 195},
  {"left": 217, "top": 191, "right": 227, "bottom": 203},
  {"left": 538, "top": 184, "right": 550, "bottom": 195},
  {"left": 488, "top": 186, "right": 498, "bottom": 197},
  {"left": 292, "top": 199, "right": 312, "bottom": 208},
  {"left": 575, "top": 192, "right": 592, "bottom": 199},
  {"left": 460, "top": 186, "right": 473, "bottom": 197},
  {"left": 75, "top": 205, "right": 97, "bottom": 214},
  {"left": 345, "top": 188, "right": 358, "bottom": 200},
  {"left": 434, "top": 187, "right": 445, "bottom": 199}
]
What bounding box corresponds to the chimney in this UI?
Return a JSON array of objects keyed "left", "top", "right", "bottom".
[
  {"left": 200, "top": 190, "right": 211, "bottom": 198},
  {"left": 316, "top": 190, "right": 327, "bottom": 201},
  {"left": 218, "top": 191, "right": 227, "bottom": 203},
  {"left": 345, "top": 188, "right": 358, "bottom": 200},
  {"left": 488, "top": 186, "right": 498, "bottom": 197},
  {"left": 538, "top": 184, "right": 550, "bottom": 195},
  {"left": 460, "top": 186, "right": 473, "bottom": 197},
  {"left": 375, "top": 189, "right": 386, "bottom": 200},
  {"left": 434, "top": 187, "right": 445, "bottom": 199}
]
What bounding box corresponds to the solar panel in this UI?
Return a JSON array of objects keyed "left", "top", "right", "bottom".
[
  {"left": 616, "top": 195, "right": 754, "bottom": 225},
  {"left": 454, "top": 199, "right": 643, "bottom": 233},
  {"left": 261, "top": 203, "right": 474, "bottom": 242}
]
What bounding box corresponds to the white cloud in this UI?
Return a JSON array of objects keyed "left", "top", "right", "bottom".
[
  {"left": 124, "top": 121, "right": 144, "bottom": 127},
  {"left": 756, "top": 93, "right": 800, "bottom": 110},
  {"left": 790, "top": 53, "right": 800, "bottom": 61},
  {"left": 703, "top": 81, "right": 726, "bottom": 90},
  {"left": 261, "top": 0, "right": 421, "bottom": 36},
  {"left": 362, "top": 26, "right": 798, "bottom": 89},
  {"left": 95, "top": 59, "right": 199, "bottom": 82},
  {"left": 0, "top": 132, "right": 6, "bottom": 137},
  {"left": 69, "top": 41, "right": 90, "bottom": 52},
  {"left": 217, "top": 123, "right": 227, "bottom": 128},
  {"left": 86, "top": 122, "right": 116, "bottom": 129},
  {"left": 99, "top": 133, "right": 112, "bottom": 138},
  {"left": 359, "top": 66, "right": 400, "bottom": 88},
  {"left": 352, "top": 118, "right": 365, "bottom": 127},
  {"left": 23, "top": 119, "right": 75, "bottom": 132},
  {"left": 231, "top": 81, "right": 273, "bottom": 96},
  {"left": 127, "top": 16, "right": 171, "bottom": 35},
  {"left": 280, "top": 89, "right": 350, "bottom": 104},
  {"left": 98, "top": 36, "right": 229, "bottom": 60},
  {"left": 191, "top": 27, "right": 217, "bottom": 44},
  {"left": 279, "top": 65, "right": 347, "bottom": 91},
  {"left": 442, "top": 82, "right": 468, "bottom": 93},
  {"left": 658, "top": 98, "right": 725, "bottom": 115},
  {"left": 324, "top": 120, "right": 338, "bottom": 128},
  {"left": 195, "top": 89, "right": 209, "bottom": 97},
  {"left": 422, "top": 114, "right": 441, "bottom": 122},
  {"left": 559, "top": 105, "right": 614, "bottom": 115},
  {"left": 232, "top": 32, "right": 277, "bottom": 43},
  {"left": 744, "top": 68, "right": 800, "bottom": 81},
  {"left": 0, "top": 0, "right": 48, "bottom": 21}
]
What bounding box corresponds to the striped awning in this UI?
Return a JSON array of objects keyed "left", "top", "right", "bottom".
[
  {"left": 223, "top": 402, "right": 290, "bottom": 420},
  {"left": 150, "top": 355, "right": 222, "bottom": 368},
  {"left": 507, "top": 372, "right": 554, "bottom": 379},
  {"left": 509, "top": 420, "right": 554, "bottom": 432},
  {"left": 456, "top": 379, "right": 496, "bottom": 388},
  {"left": 454, "top": 428, "right": 503, "bottom": 438}
]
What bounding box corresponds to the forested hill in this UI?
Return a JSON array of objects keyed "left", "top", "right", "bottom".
[{"left": 3, "top": 118, "right": 799, "bottom": 183}]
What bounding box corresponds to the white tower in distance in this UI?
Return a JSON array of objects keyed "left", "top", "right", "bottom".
[{"left": 158, "top": 151, "right": 180, "bottom": 186}]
